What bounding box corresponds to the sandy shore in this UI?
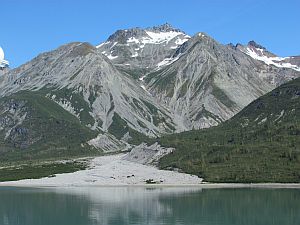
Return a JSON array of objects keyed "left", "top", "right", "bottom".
[{"left": 0, "top": 154, "right": 299, "bottom": 188}]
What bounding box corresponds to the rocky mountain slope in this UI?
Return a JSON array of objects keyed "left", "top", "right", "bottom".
[
  {"left": 143, "top": 33, "right": 299, "bottom": 129},
  {"left": 0, "top": 91, "right": 97, "bottom": 161},
  {"left": 0, "top": 24, "right": 299, "bottom": 160},
  {"left": 158, "top": 77, "right": 300, "bottom": 183},
  {"left": 0, "top": 42, "right": 178, "bottom": 159}
]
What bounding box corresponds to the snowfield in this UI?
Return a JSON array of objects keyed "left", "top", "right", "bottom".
[
  {"left": 243, "top": 47, "right": 300, "bottom": 72},
  {"left": 0, "top": 154, "right": 202, "bottom": 187}
]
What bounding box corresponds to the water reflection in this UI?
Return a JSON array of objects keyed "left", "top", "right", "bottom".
[
  {"left": 55, "top": 187, "right": 202, "bottom": 225},
  {"left": 0, "top": 187, "right": 300, "bottom": 225}
]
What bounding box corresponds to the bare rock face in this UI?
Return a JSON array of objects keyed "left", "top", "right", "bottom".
[{"left": 0, "top": 24, "right": 299, "bottom": 156}]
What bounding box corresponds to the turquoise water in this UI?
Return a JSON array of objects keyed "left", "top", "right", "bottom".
[{"left": 0, "top": 187, "right": 299, "bottom": 225}]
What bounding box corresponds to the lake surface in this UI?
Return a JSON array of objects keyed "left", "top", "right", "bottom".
[{"left": 0, "top": 187, "right": 299, "bottom": 225}]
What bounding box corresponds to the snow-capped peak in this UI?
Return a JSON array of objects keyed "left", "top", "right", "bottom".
[
  {"left": 239, "top": 42, "right": 300, "bottom": 72},
  {"left": 96, "top": 25, "right": 190, "bottom": 71},
  {"left": 96, "top": 24, "right": 190, "bottom": 49},
  {"left": 0, "top": 46, "right": 9, "bottom": 68}
]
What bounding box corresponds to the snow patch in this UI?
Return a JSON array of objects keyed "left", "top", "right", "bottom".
[
  {"left": 175, "top": 37, "right": 190, "bottom": 45},
  {"left": 131, "top": 52, "right": 138, "bottom": 58},
  {"left": 110, "top": 42, "right": 118, "bottom": 49},
  {"left": 106, "top": 54, "right": 118, "bottom": 60},
  {"left": 96, "top": 41, "right": 110, "bottom": 49},
  {"left": 127, "top": 37, "right": 140, "bottom": 44},
  {"left": 140, "top": 85, "right": 147, "bottom": 91},
  {"left": 145, "top": 31, "right": 182, "bottom": 44},
  {"left": 139, "top": 75, "right": 146, "bottom": 81},
  {"left": 125, "top": 31, "right": 187, "bottom": 47},
  {"left": 157, "top": 54, "right": 182, "bottom": 67},
  {"left": 243, "top": 47, "right": 300, "bottom": 72},
  {"left": 170, "top": 36, "right": 190, "bottom": 49}
]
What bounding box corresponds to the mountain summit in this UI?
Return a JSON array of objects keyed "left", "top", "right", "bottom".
[
  {"left": 148, "top": 23, "right": 184, "bottom": 33},
  {"left": 96, "top": 24, "right": 190, "bottom": 78}
]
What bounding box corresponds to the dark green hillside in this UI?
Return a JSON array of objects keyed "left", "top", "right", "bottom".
[
  {"left": 0, "top": 91, "right": 98, "bottom": 162},
  {"left": 158, "top": 78, "right": 300, "bottom": 183}
]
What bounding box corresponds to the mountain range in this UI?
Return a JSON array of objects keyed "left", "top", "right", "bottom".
[{"left": 0, "top": 23, "right": 299, "bottom": 161}]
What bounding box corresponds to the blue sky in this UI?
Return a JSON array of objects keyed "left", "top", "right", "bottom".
[{"left": 1, "top": 0, "right": 299, "bottom": 67}]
